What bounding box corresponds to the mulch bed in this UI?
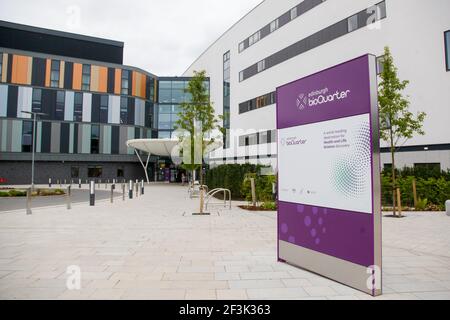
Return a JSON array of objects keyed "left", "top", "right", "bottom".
[{"left": 238, "top": 205, "right": 276, "bottom": 212}]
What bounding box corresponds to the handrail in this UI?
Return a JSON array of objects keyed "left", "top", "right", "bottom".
[{"left": 205, "top": 188, "right": 232, "bottom": 210}]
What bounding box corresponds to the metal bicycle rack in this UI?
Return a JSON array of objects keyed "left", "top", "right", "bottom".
[{"left": 205, "top": 188, "right": 232, "bottom": 210}]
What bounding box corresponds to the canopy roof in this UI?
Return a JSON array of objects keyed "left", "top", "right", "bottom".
[{"left": 126, "top": 138, "right": 223, "bottom": 157}]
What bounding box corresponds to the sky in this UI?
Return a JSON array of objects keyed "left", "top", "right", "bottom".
[{"left": 0, "top": 0, "right": 262, "bottom": 76}]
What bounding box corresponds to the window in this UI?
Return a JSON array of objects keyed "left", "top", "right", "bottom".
[
  {"left": 32, "top": 89, "right": 42, "bottom": 113},
  {"left": 377, "top": 1, "right": 387, "bottom": 19},
  {"left": 100, "top": 95, "right": 108, "bottom": 123},
  {"left": 71, "top": 167, "right": 80, "bottom": 178},
  {"left": 120, "top": 97, "right": 128, "bottom": 124},
  {"left": 90, "top": 125, "right": 100, "bottom": 154},
  {"left": 22, "top": 121, "right": 33, "bottom": 153},
  {"left": 257, "top": 60, "right": 266, "bottom": 72},
  {"left": 377, "top": 56, "right": 385, "bottom": 75},
  {"left": 117, "top": 167, "right": 124, "bottom": 178},
  {"left": 88, "top": 166, "right": 102, "bottom": 178},
  {"left": 347, "top": 15, "right": 358, "bottom": 32},
  {"left": 158, "top": 131, "right": 171, "bottom": 139},
  {"left": 239, "top": 42, "right": 245, "bottom": 53},
  {"left": 445, "top": 31, "right": 450, "bottom": 71},
  {"left": 158, "top": 81, "right": 172, "bottom": 103},
  {"left": 239, "top": 71, "right": 244, "bottom": 82},
  {"left": 249, "top": 31, "right": 260, "bottom": 46},
  {"left": 121, "top": 70, "right": 129, "bottom": 95},
  {"left": 74, "top": 92, "right": 83, "bottom": 122},
  {"left": 55, "top": 91, "right": 65, "bottom": 120},
  {"left": 50, "top": 60, "right": 60, "bottom": 87},
  {"left": 290, "top": 7, "right": 298, "bottom": 20},
  {"left": 223, "top": 51, "right": 231, "bottom": 148},
  {"left": 270, "top": 19, "right": 279, "bottom": 33},
  {"left": 414, "top": 163, "right": 441, "bottom": 171},
  {"left": 82, "top": 64, "right": 91, "bottom": 91},
  {"left": 0, "top": 52, "right": 3, "bottom": 80}
]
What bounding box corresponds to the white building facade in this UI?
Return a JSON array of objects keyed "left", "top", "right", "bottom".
[{"left": 183, "top": 0, "right": 450, "bottom": 171}]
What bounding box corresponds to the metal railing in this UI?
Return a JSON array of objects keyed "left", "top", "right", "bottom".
[{"left": 205, "top": 188, "right": 232, "bottom": 210}]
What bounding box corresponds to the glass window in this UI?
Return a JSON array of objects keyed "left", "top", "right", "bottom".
[
  {"left": 100, "top": 95, "right": 108, "bottom": 123},
  {"left": 158, "top": 113, "right": 171, "bottom": 130},
  {"left": 249, "top": 31, "right": 260, "bottom": 46},
  {"left": 445, "top": 31, "right": 450, "bottom": 71},
  {"left": 377, "top": 56, "right": 385, "bottom": 75},
  {"left": 290, "top": 7, "right": 298, "bottom": 20},
  {"left": 121, "top": 70, "right": 129, "bottom": 95},
  {"left": 90, "top": 125, "right": 100, "bottom": 154},
  {"left": 74, "top": 92, "right": 83, "bottom": 122},
  {"left": 414, "top": 163, "right": 441, "bottom": 171},
  {"left": 257, "top": 60, "right": 266, "bottom": 72},
  {"left": 82, "top": 64, "right": 91, "bottom": 91},
  {"left": 239, "top": 71, "right": 244, "bottom": 82},
  {"left": 55, "top": 91, "right": 65, "bottom": 120},
  {"left": 50, "top": 60, "right": 60, "bottom": 88},
  {"left": 117, "top": 167, "right": 124, "bottom": 178},
  {"left": 22, "top": 121, "right": 33, "bottom": 153},
  {"left": 120, "top": 97, "right": 128, "bottom": 124},
  {"left": 88, "top": 166, "right": 102, "bottom": 178},
  {"left": 158, "top": 131, "right": 171, "bottom": 139},
  {"left": 71, "top": 167, "right": 80, "bottom": 178},
  {"left": 377, "top": 1, "right": 387, "bottom": 19},
  {"left": 239, "top": 42, "right": 245, "bottom": 53},
  {"left": 347, "top": 14, "right": 358, "bottom": 32},
  {"left": 32, "top": 88, "right": 42, "bottom": 113},
  {"left": 270, "top": 19, "right": 279, "bottom": 33}
]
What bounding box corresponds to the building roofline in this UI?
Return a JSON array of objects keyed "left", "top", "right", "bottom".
[
  {"left": 182, "top": 0, "right": 266, "bottom": 75},
  {"left": 0, "top": 20, "right": 124, "bottom": 48}
]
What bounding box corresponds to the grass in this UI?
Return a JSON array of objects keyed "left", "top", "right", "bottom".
[{"left": 0, "top": 189, "right": 65, "bottom": 198}]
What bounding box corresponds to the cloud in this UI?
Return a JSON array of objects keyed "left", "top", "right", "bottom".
[{"left": 0, "top": 0, "right": 262, "bottom": 75}]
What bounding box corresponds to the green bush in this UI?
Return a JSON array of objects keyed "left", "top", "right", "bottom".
[
  {"left": 261, "top": 202, "right": 277, "bottom": 211},
  {"left": 241, "top": 173, "right": 275, "bottom": 204},
  {"left": 0, "top": 191, "right": 9, "bottom": 197},
  {"left": 8, "top": 190, "right": 27, "bottom": 197}
]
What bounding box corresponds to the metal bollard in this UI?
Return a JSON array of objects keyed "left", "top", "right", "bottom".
[
  {"left": 122, "top": 183, "right": 125, "bottom": 201},
  {"left": 26, "top": 188, "right": 32, "bottom": 215},
  {"left": 110, "top": 184, "right": 114, "bottom": 203},
  {"left": 135, "top": 180, "right": 139, "bottom": 198},
  {"left": 90, "top": 181, "right": 95, "bottom": 206},
  {"left": 141, "top": 180, "right": 144, "bottom": 195},
  {"left": 98, "top": 179, "right": 101, "bottom": 189},
  {"left": 79, "top": 179, "right": 82, "bottom": 189},
  {"left": 66, "top": 186, "right": 72, "bottom": 210},
  {"left": 129, "top": 180, "right": 133, "bottom": 199},
  {"left": 446, "top": 200, "right": 450, "bottom": 216},
  {"left": 49, "top": 178, "right": 52, "bottom": 188}
]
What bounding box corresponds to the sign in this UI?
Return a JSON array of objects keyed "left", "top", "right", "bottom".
[{"left": 276, "top": 55, "right": 382, "bottom": 296}]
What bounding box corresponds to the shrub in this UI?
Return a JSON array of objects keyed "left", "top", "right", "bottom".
[
  {"left": 8, "top": 190, "right": 27, "bottom": 197},
  {"left": 261, "top": 202, "right": 277, "bottom": 211}
]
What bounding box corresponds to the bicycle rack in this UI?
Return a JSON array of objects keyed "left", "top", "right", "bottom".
[{"left": 205, "top": 188, "right": 232, "bottom": 210}]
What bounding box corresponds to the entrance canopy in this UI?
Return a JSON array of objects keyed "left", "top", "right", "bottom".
[{"left": 126, "top": 139, "right": 179, "bottom": 157}]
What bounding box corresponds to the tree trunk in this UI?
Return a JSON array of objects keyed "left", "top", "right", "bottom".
[{"left": 199, "top": 166, "right": 204, "bottom": 214}]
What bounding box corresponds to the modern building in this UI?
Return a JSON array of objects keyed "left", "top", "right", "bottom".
[
  {"left": 183, "top": 0, "right": 450, "bottom": 171},
  {"left": 0, "top": 21, "right": 207, "bottom": 184}
]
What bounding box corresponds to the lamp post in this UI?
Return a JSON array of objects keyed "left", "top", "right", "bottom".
[{"left": 21, "top": 111, "right": 47, "bottom": 190}]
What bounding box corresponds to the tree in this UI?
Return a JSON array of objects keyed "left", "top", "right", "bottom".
[
  {"left": 378, "top": 46, "right": 426, "bottom": 217},
  {"left": 175, "top": 70, "right": 223, "bottom": 214}
]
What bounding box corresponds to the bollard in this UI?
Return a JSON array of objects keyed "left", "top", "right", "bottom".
[
  {"left": 129, "top": 180, "right": 133, "bottom": 199},
  {"left": 141, "top": 180, "right": 144, "bottom": 195},
  {"left": 446, "top": 200, "right": 450, "bottom": 216},
  {"left": 26, "top": 188, "right": 32, "bottom": 215},
  {"left": 49, "top": 178, "right": 52, "bottom": 188},
  {"left": 122, "top": 183, "right": 125, "bottom": 201},
  {"left": 90, "top": 181, "right": 95, "bottom": 206},
  {"left": 105, "top": 181, "right": 107, "bottom": 190},
  {"left": 110, "top": 185, "right": 114, "bottom": 204},
  {"left": 79, "top": 179, "right": 82, "bottom": 189},
  {"left": 135, "top": 180, "right": 139, "bottom": 198},
  {"left": 64, "top": 179, "right": 66, "bottom": 186},
  {"left": 66, "top": 186, "right": 72, "bottom": 210},
  {"left": 98, "top": 179, "right": 101, "bottom": 189}
]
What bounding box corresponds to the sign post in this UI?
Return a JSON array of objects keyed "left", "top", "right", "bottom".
[{"left": 276, "top": 55, "right": 382, "bottom": 296}]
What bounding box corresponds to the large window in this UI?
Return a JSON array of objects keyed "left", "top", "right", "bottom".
[
  {"left": 55, "top": 91, "right": 65, "bottom": 121},
  {"left": 158, "top": 81, "right": 172, "bottom": 103},
  {"left": 121, "top": 70, "right": 129, "bottom": 95},
  {"left": 32, "top": 88, "right": 42, "bottom": 113},
  {"left": 88, "top": 166, "right": 102, "bottom": 178},
  {"left": 71, "top": 167, "right": 80, "bottom": 178},
  {"left": 74, "top": 92, "right": 83, "bottom": 121},
  {"left": 120, "top": 97, "right": 128, "bottom": 124},
  {"left": 50, "top": 60, "right": 60, "bottom": 88},
  {"left": 445, "top": 31, "right": 450, "bottom": 71},
  {"left": 100, "top": 95, "right": 108, "bottom": 123},
  {"left": 22, "top": 121, "right": 33, "bottom": 153},
  {"left": 90, "top": 125, "right": 100, "bottom": 154},
  {"left": 223, "top": 51, "right": 231, "bottom": 148},
  {"left": 82, "top": 64, "right": 91, "bottom": 91}
]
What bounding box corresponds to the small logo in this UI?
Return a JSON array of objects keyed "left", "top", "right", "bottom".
[
  {"left": 281, "top": 138, "right": 286, "bottom": 146},
  {"left": 296, "top": 93, "right": 308, "bottom": 110}
]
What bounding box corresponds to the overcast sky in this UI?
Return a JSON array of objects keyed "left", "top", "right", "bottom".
[{"left": 0, "top": 0, "right": 262, "bottom": 75}]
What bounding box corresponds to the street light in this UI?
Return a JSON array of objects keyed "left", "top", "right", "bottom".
[{"left": 21, "top": 111, "right": 47, "bottom": 190}]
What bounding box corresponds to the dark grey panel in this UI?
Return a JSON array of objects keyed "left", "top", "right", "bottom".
[{"left": 6, "top": 85, "right": 18, "bottom": 118}]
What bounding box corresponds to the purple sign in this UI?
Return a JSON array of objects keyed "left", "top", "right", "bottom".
[{"left": 276, "top": 55, "right": 382, "bottom": 296}]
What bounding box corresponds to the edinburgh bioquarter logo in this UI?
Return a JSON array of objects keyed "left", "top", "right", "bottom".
[
  {"left": 296, "top": 87, "right": 351, "bottom": 111},
  {"left": 283, "top": 136, "right": 307, "bottom": 147}
]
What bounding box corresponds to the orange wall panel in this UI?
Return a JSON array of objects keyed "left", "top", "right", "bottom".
[
  {"left": 12, "top": 55, "right": 31, "bottom": 85},
  {"left": 140, "top": 74, "right": 146, "bottom": 99},
  {"left": 114, "top": 69, "right": 121, "bottom": 95},
  {"left": 98, "top": 66, "right": 108, "bottom": 93},
  {"left": 72, "top": 63, "right": 82, "bottom": 90},
  {"left": 132, "top": 71, "right": 137, "bottom": 97},
  {"left": 45, "top": 59, "right": 51, "bottom": 87}
]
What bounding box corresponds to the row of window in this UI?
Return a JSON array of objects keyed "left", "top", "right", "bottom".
[
  {"left": 0, "top": 53, "right": 4, "bottom": 81},
  {"left": 239, "top": 130, "right": 277, "bottom": 147},
  {"left": 445, "top": 30, "right": 450, "bottom": 71},
  {"left": 239, "top": 92, "right": 276, "bottom": 114},
  {"left": 239, "top": 1, "right": 387, "bottom": 82},
  {"left": 223, "top": 51, "right": 231, "bottom": 149},
  {"left": 238, "top": 0, "right": 326, "bottom": 53}
]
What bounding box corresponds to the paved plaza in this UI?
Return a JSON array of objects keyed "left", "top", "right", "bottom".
[{"left": 0, "top": 184, "right": 450, "bottom": 300}]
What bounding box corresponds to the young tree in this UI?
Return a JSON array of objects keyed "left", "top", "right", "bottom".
[
  {"left": 378, "top": 46, "right": 426, "bottom": 217},
  {"left": 175, "top": 70, "right": 223, "bottom": 214}
]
